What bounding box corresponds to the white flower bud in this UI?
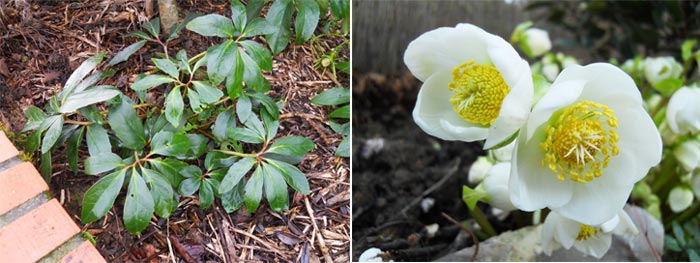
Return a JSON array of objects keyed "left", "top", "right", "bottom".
[
  {"left": 668, "top": 186, "right": 694, "bottom": 213},
  {"left": 542, "top": 63, "right": 560, "bottom": 82},
  {"left": 468, "top": 156, "right": 493, "bottom": 185},
  {"left": 483, "top": 162, "right": 516, "bottom": 211},
  {"left": 523, "top": 28, "right": 552, "bottom": 57},
  {"left": 644, "top": 56, "right": 682, "bottom": 85},
  {"left": 491, "top": 140, "right": 516, "bottom": 162},
  {"left": 667, "top": 86, "right": 700, "bottom": 135},
  {"left": 674, "top": 139, "right": 700, "bottom": 172}
]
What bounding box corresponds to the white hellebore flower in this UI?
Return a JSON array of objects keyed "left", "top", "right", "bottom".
[
  {"left": 510, "top": 63, "right": 662, "bottom": 225},
  {"left": 542, "top": 210, "right": 638, "bottom": 259},
  {"left": 643, "top": 56, "right": 682, "bottom": 85},
  {"left": 405, "top": 23, "right": 533, "bottom": 148},
  {"left": 482, "top": 162, "right": 517, "bottom": 211},
  {"left": 491, "top": 140, "right": 516, "bottom": 162},
  {"left": 667, "top": 86, "right": 700, "bottom": 134},
  {"left": 674, "top": 139, "right": 700, "bottom": 172},
  {"left": 668, "top": 186, "right": 694, "bottom": 213},
  {"left": 522, "top": 28, "right": 552, "bottom": 57},
  {"left": 468, "top": 156, "right": 494, "bottom": 185}
]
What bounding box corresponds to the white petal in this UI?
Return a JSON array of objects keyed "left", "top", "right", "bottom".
[
  {"left": 483, "top": 162, "right": 516, "bottom": 211},
  {"left": 485, "top": 59, "right": 533, "bottom": 149},
  {"left": 404, "top": 25, "right": 492, "bottom": 82},
  {"left": 541, "top": 212, "right": 558, "bottom": 255},
  {"left": 510, "top": 129, "right": 573, "bottom": 211},
  {"left": 612, "top": 210, "right": 639, "bottom": 235},
  {"left": 550, "top": 212, "right": 579, "bottom": 249},
  {"left": 556, "top": 150, "right": 637, "bottom": 225},
  {"left": 599, "top": 215, "right": 620, "bottom": 233},
  {"left": 525, "top": 79, "right": 586, "bottom": 141},
  {"left": 614, "top": 107, "right": 663, "bottom": 181},
  {"left": 574, "top": 234, "right": 612, "bottom": 259},
  {"left": 412, "top": 71, "right": 489, "bottom": 141},
  {"left": 574, "top": 63, "right": 644, "bottom": 106}
]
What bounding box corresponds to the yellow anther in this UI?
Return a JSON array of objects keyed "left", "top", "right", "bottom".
[
  {"left": 540, "top": 100, "right": 619, "bottom": 183},
  {"left": 448, "top": 61, "right": 510, "bottom": 125},
  {"left": 577, "top": 225, "right": 598, "bottom": 241}
]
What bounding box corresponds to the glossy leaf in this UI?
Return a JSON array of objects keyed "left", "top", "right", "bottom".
[
  {"left": 244, "top": 18, "right": 277, "bottom": 37},
  {"left": 219, "top": 157, "right": 256, "bottom": 194},
  {"left": 225, "top": 49, "right": 245, "bottom": 99},
  {"left": 262, "top": 163, "right": 288, "bottom": 212},
  {"left": 261, "top": 109, "right": 279, "bottom": 141},
  {"left": 200, "top": 179, "right": 215, "bottom": 209},
  {"left": 165, "top": 86, "right": 184, "bottom": 128},
  {"left": 108, "top": 40, "right": 147, "bottom": 66},
  {"left": 186, "top": 14, "right": 235, "bottom": 38},
  {"left": 310, "top": 87, "right": 349, "bottom": 106},
  {"left": 81, "top": 169, "right": 127, "bottom": 223},
  {"left": 179, "top": 178, "right": 201, "bottom": 196},
  {"left": 266, "top": 159, "right": 310, "bottom": 194},
  {"left": 248, "top": 92, "right": 279, "bottom": 119},
  {"left": 330, "top": 0, "right": 349, "bottom": 19},
  {"left": 236, "top": 94, "right": 252, "bottom": 122},
  {"left": 244, "top": 165, "right": 264, "bottom": 212},
  {"left": 206, "top": 40, "right": 237, "bottom": 86},
  {"left": 141, "top": 168, "right": 175, "bottom": 218},
  {"left": 227, "top": 127, "right": 264, "bottom": 143},
  {"left": 212, "top": 109, "right": 235, "bottom": 142},
  {"left": 221, "top": 182, "right": 245, "bottom": 213},
  {"left": 149, "top": 158, "right": 187, "bottom": 186},
  {"left": 295, "top": 0, "right": 320, "bottom": 44},
  {"left": 86, "top": 124, "right": 111, "bottom": 156},
  {"left": 246, "top": 0, "right": 265, "bottom": 22},
  {"left": 79, "top": 105, "right": 103, "bottom": 124},
  {"left": 265, "top": 0, "right": 294, "bottom": 54},
  {"left": 240, "top": 40, "right": 272, "bottom": 71},
  {"left": 124, "top": 170, "right": 155, "bottom": 234},
  {"left": 192, "top": 81, "right": 223, "bottom": 104},
  {"left": 108, "top": 98, "right": 146, "bottom": 150},
  {"left": 231, "top": 0, "right": 247, "bottom": 30},
  {"left": 176, "top": 134, "right": 208, "bottom": 160},
  {"left": 153, "top": 58, "right": 180, "bottom": 79},
  {"left": 60, "top": 85, "right": 120, "bottom": 113},
  {"left": 151, "top": 131, "right": 191, "bottom": 156},
  {"left": 22, "top": 106, "right": 47, "bottom": 132},
  {"left": 187, "top": 88, "right": 203, "bottom": 112},
  {"left": 328, "top": 105, "right": 349, "bottom": 119},
  {"left": 40, "top": 151, "right": 51, "bottom": 182},
  {"left": 167, "top": 12, "right": 201, "bottom": 42},
  {"left": 335, "top": 137, "right": 349, "bottom": 157},
  {"left": 131, "top": 74, "right": 175, "bottom": 91},
  {"left": 41, "top": 115, "right": 64, "bottom": 154},
  {"left": 85, "top": 152, "right": 124, "bottom": 175},
  {"left": 66, "top": 126, "right": 85, "bottom": 173},
  {"left": 60, "top": 52, "right": 106, "bottom": 102},
  {"left": 240, "top": 49, "right": 269, "bottom": 92},
  {"left": 268, "top": 136, "right": 315, "bottom": 156},
  {"left": 74, "top": 70, "right": 114, "bottom": 94}
]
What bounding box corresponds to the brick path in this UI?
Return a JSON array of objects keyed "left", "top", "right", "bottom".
[{"left": 0, "top": 132, "right": 106, "bottom": 263}]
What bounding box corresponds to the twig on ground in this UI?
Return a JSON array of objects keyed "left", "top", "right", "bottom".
[
  {"left": 441, "top": 212, "right": 479, "bottom": 262},
  {"left": 398, "top": 158, "right": 461, "bottom": 217},
  {"left": 305, "top": 196, "right": 333, "bottom": 262}
]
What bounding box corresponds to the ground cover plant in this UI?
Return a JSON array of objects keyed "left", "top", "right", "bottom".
[{"left": 0, "top": 0, "right": 349, "bottom": 261}]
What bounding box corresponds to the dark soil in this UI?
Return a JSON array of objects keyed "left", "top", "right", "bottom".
[
  {"left": 350, "top": 71, "right": 535, "bottom": 262},
  {"left": 0, "top": 1, "right": 349, "bottom": 262}
]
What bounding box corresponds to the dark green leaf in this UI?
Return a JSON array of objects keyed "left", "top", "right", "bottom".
[
  {"left": 237, "top": 94, "right": 252, "bottom": 122},
  {"left": 124, "top": 170, "right": 155, "bottom": 234},
  {"left": 266, "top": 159, "right": 310, "bottom": 194},
  {"left": 231, "top": 0, "right": 247, "bottom": 30},
  {"left": 153, "top": 58, "right": 180, "bottom": 79},
  {"left": 141, "top": 168, "right": 175, "bottom": 218},
  {"left": 310, "top": 87, "right": 349, "bottom": 106},
  {"left": 261, "top": 108, "right": 279, "bottom": 141},
  {"left": 220, "top": 157, "right": 256, "bottom": 194},
  {"left": 674, "top": 222, "right": 686, "bottom": 247},
  {"left": 26, "top": 131, "right": 41, "bottom": 153},
  {"left": 85, "top": 152, "right": 124, "bottom": 175},
  {"left": 86, "top": 124, "right": 111, "bottom": 156},
  {"left": 262, "top": 152, "right": 303, "bottom": 164},
  {"left": 212, "top": 109, "right": 235, "bottom": 142},
  {"left": 74, "top": 70, "right": 114, "bottom": 94},
  {"left": 108, "top": 40, "right": 147, "bottom": 66},
  {"left": 244, "top": 165, "right": 264, "bottom": 212},
  {"left": 165, "top": 87, "right": 184, "bottom": 128},
  {"left": 335, "top": 137, "right": 349, "bottom": 157},
  {"left": 179, "top": 177, "right": 201, "bottom": 196},
  {"left": 225, "top": 49, "right": 245, "bottom": 99},
  {"left": 40, "top": 151, "right": 51, "bottom": 183},
  {"left": 268, "top": 136, "right": 315, "bottom": 156},
  {"left": 295, "top": 0, "right": 320, "bottom": 44},
  {"left": 151, "top": 131, "right": 191, "bottom": 156},
  {"left": 328, "top": 105, "right": 349, "bottom": 119},
  {"left": 181, "top": 165, "right": 203, "bottom": 178},
  {"left": 206, "top": 40, "right": 237, "bottom": 86},
  {"left": 329, "top": 0, "right": 349, "bottom": 19},
  {"left": 665, "top": 235, "right": 682, "bottom": 252},
  {"left": 67, "top": 126, "right": 85, "bottom": 173},
  {"left": 149, "top": 158, "right": 187, "bottom": 186},
  {"left": 227, "top": 127, "right": 264, "bottom": 143},
  {"left": 192, "top": 81, "right": 223, "bottom": 104},
  {"left": 144, "top": 18, "right": 161, "bottom": 38},
  {"left": 689, "top": 250, "right": 700, "bottom": 262},
  {"left": 337, "top": 61, "right": 349, "bottom": 74},
  {"left": 60, "top": 85, "right": 120, "bottom": 113},
  {"left": 205, "top": 151, "right": 238, "bottom": 170},
  {"left": 108, "top": 97, "right": 146, "bottom": 150},
  {"left": 262, "top": 162, "right": 288, "bottom": 212},
  {"left": 167, "top": 12, "right": 201, "bottom": 42},
  {"left": 60, "top": 52, "right": 107, "bottom": 102},
  {"left": 329, "top": 121, "right": 349, "bottom": 136},
  {"left": 22, "top": 106, "right": 47, "bottom": 132},
  {"left": 186, "top": 14, "right": 235, "bottom": 37},
  {"left": 221, "top": 182, "right": 245, "bottom": 213},
  {"left": 243, "top": 112, "right": 266, "bottom": 137},
  {"left": 81, "top": 169, "right": 127, "bottom": 223},
  {"left": 316, "top": 0, "right": 329, "bottom": 15},
  {"left": 248, "top": 92, "right": 279, "bottom": 119},
  {"left": 240, "top": 40, "right": 272, "bottom": 71},
  {"left": 175, "top": 134, "right": 207, "bottom": 160},
  {"left": 246, "top": 0, "right": 265, "bottom": 22},
  {"left": 187, "top": 88, "right": 203, "bottom": 112},
  {"left": 41, "top": 115, "right": 64, "bottom": 154},
  {"left": 57, "top": 124, "right": 79, "bottom": 147},
  {"left": 265, "top": 0, "right": 294, "bottom": 54},
  {"left": 131, "top": 74, "right": 176, "bottom": 91},
  {"left": 128, "top": 31, "right": 151, "bottom": 40},
  {"left": 240, "top": 46, "right": 269, "bottom": 92},
  {"left": 79, "top": 105, "right": 104, "bottom": 124},
  {"left": 176, "top": 50, "right": 191, "bottom": 74},
  {"left": 200, "top": 179, "right": 215, "bottom": 209},
  {"left": 244, "top": 18, "right": 277, "bottom": 37}
]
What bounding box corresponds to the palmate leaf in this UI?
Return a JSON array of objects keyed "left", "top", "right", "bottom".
[
  {"left": 152, "top": 58, "right": 180, "bottom": 79},
  {"left": 240, "top": 40, "right": 272, "bottom": 71},
  {"left": 200, "top": 179, "right": 216, "bottom": 209},
  {"left": 212, "top": 109, "right": 235, "bottom": 142},
  {"left": 231, "top": 0, "right": 247, "bottom": 31},
  {"left": 131, "top": 74, "right": 175, "bottom": 91},
  {"left": 81, "top": 169, "right": 127, "bottom": 224}
]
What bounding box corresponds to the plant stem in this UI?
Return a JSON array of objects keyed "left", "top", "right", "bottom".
[
  {"left": 64, "top": 119, "right": 92, "bottom": 125},
  {"left": 651, "top": 154, "right": 676, "bottom": 193},
  {"left": 212, "top": 149, "right": 257, "bottom": 158},
  {"left": 469, "top": 205, "right": 497, "bottom": 237},
  {"left": 671, "top": 201, "right": 700, "bottom": 226}
]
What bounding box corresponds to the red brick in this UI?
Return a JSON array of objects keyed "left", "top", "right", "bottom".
[
  {"left": 59, "top": 240, "right": 106, "bottom": 263},
  {"left": 0, "top": 162, "right": 49, "bottom": 216},
  {"left": 0, "top": 200, "right": 80, "bottom": 263},
  {"left": 0, "top": 132, "right": 18, "bottom": 164}
]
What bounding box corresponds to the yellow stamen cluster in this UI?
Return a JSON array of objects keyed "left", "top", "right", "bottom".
[
  {"left": 540, "top": 100, "right": 619, "bottom": 183},
  {"left": 576, "top": 225, "right": 598, "bottom": 241},
  {"left": 448, "top": 61, "right": 510, "bottom": 126}
]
